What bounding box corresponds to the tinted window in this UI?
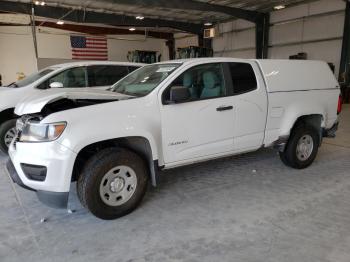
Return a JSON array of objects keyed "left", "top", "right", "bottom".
[
  {"left": 163, "top": 63, "right": 226, "bottom": 102},
  {"left": 128, "top": 66, "right": 140, "bottom": 73},
  {"left": 8, "top": 69, "right": 53, "bottom": 88},
  {"left": 88, "top": 65, "right": 129, "bottom": 87},
  {"left": 37, "top": 67, "right": 87, "bottom": 89},
  {"left": 228, "top": 63, "right": 257, "bottom": 94}
]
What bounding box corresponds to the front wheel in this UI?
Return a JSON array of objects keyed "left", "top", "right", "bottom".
[
  {"left": 77, "top": 148, "right": 149, "bottom": 220},
  {"left": 279, "top": 125, "right": 320, "bottom": 169},
  {"left": 0, "top": 119, "right": 17, "bottom": 154}
]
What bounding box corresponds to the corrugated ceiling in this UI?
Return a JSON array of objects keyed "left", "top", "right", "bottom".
[{"left": 6, "top": 0, "right": 317, "bottom": 24}]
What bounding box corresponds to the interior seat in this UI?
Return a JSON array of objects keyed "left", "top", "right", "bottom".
[
  {"left": 200, "top": 71, "right": 222, "bottom": 98},
  {"left": 183, "top": 72, "right": 197, "bottom": 99}
]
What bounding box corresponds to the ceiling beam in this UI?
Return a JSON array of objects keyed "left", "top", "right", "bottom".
[
  {"left": 101, "top": 0, "right": 263, "bottom": 23},
  {"left": 0, "top": 1, "right": 204, "bottom": 34},
  {"left": 35, "top": 21, "right": 174, "bottom": 40}
]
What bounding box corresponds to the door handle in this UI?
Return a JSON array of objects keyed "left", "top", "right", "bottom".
[{"left": 216, "top": 106, "right": 233, "bottom": 112}]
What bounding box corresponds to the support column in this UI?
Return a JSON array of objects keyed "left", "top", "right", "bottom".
[
  {"left": 339, "top": 0, "right": 350, "bottom": 85},
  {"left": 166, "top": 38, "right": 175, "bottom": 60},
  {"left": 30, "top": 4, "right": 38, "bottom": 59},
  {"left": 198, "top": 33, "right": 213, "bottom": 49},
  {"left": 255, "top": 13, "right": 270, "bottom": 59}
]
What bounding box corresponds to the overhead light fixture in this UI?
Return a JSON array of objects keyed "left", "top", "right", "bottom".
[
  {"left": 204, "top": 22, "right": 213, "bottom": 26},
  {"left": 136, "top": 16, "right": 144, "bottom": 20},
  {"left": 129, "top": 27, "right": 136, "bottom": 31},
  {"left": 56, "top": 20, "right": 64, "bottom": 25},
  {"left": 34, "top": 1, "right": 45, "bottom": 5},
  {"left": 274, "top": 5, "right": 286, "bottom": 10}
]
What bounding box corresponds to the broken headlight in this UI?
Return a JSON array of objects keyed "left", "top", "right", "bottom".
[{"left": 19, "top": 122, "right": 67, "bottom": 142}]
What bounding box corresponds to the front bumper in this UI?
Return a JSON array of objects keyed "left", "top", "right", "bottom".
[
  {"left": 6, "top": 159, "right": 69, "bottom": 208},
  {"left": 8, "top": 140, "right": 77, "bottom": 208}
]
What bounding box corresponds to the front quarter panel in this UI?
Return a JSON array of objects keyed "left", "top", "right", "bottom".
[{"left": 43, "top": 93, "right": 162, "bottom": 161}]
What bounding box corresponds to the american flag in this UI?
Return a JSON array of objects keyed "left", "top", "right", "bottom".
[{"left": 70, "top": 35, "right": 108, "bottom": 60}]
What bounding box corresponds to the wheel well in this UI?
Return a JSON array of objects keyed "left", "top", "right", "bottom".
[
  {"left": 72, "top": 137, "right": 158, "bottom": 186},
  {"left": 0, "top": 108, "right": 16, "bottom": 124},
  {"left": 292, "top": 114, "right": 322, "bottom": 131},
  {"left": 291, "top": 114, "right": 323, "bottom": 142}
]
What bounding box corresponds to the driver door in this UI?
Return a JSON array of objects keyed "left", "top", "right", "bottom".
[{"left": 160, "top": 63, "right": 235, "bottom": 165}]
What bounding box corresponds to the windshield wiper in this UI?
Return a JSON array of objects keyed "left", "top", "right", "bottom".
[{"left": 7, "top": 82, "right": 18, "bottom": 88}]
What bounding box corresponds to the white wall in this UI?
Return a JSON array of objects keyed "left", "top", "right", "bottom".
[
  {"left": 213, "top": 0, "right": 346, "bottom": 75},
  {"left": 213, "top": 19, "right": 255, "bottom": 58},
  {"left": 269, "top": 0, "right": 345, "bottom": 76},
  {"left": 37, "top": 27, "right": 169, "bottom": 62},
  {"left": 0, "top": 25, "right": 169, "bottom": 85},
  {"left": 0, "top": 26, "right": 37, "bottom": 86}
]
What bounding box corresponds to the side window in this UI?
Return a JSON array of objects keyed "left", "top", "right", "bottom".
[
  {"left": 38, "top": 67, "right": 87, "bottom": 89},
  {"left": 228, "top": 63, "right": 257, "bottom": 95},
  {"left": 88, "top": 65, "right": 129, "bottom": 87},
  {"left": 128, "top": 66, "right": 140, "bottom": 73},
  {"left": 163, "top": 63, "right": 226, "bottom": 102}
]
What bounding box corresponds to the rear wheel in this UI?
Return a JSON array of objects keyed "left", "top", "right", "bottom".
[
  {"left": 279, "top": 125, "right": 320, "bottom": 169},
  {"left": 77, "top": 148, "right": 149, "bottom": 220},
  {"left": 0, "top": 119, "right": 17, "bottom": 154}
]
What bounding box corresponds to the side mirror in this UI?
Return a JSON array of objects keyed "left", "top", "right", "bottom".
[
  {"left": 170, "top": 86, "right": 190, "bottom": 103},
  {"left": 49, "top": 82, "right": 63, "bottom": 88}
]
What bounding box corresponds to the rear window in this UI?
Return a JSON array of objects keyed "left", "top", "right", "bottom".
[
  {"left": 228, "top": 63, "right": 257, "bottom": 95},
  {"left": 87, "top": 65, "right": 130, "bottom": 87}
]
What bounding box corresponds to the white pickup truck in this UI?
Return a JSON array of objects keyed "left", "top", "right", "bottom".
[{"left": 7, "top": 58, "right": 341, "bottom": 220}]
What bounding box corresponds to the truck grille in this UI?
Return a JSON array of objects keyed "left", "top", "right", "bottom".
[{"left": 13, "top": 131, "right": 21, "bottom": 149}]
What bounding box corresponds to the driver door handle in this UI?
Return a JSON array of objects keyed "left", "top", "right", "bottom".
[{"left": 216, "top": 106, "right": 233, "bottom": 112}]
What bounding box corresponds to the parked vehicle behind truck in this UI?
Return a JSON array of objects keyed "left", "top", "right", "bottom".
[
  {"left": 7, "top": 58, "right": 341, "bottom": 220},
  {"left": 0, "top": 61, "right": 143, "bottom": 154}
]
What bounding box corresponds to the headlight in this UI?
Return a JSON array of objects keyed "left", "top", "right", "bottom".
[{"left": 19, "top": 122, "right": 66, "bottom": 142}]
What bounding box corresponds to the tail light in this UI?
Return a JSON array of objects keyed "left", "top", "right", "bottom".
[{"left": 337, "top": 95, "right": 342, "bottom": 115}]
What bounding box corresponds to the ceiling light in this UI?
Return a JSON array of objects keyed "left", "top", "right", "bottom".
[
  {"left": 129, "top": 27, "right": 136, "bottom": 31},
  {"left": 34, "top": 1, "right": 45, "bottom": 5},
  {"left": 56, "top": 20, "right": 64, "bottom": 25},
  {"left": 136, "top": 16, "right": 144, "bottom": 20},
  {"left": 204, "top": 22, "right": 213, "bottom": 26},
  {"left": 274, "top": 5, "right": 286, "bottom": 10}
]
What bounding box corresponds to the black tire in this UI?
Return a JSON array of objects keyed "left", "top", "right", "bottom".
[
  {"left": 0, "top": 119, "right": 17, "bottom": 154},
  {"left": 279, "top": 124, "right": 320, "bottom": 169},
  {"left": 77, "top": 148, "right": 149, "bottom": 220}
]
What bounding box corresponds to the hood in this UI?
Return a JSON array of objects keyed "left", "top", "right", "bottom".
[{"left": 15, "top": 88, "right": 131, "bottom": 115}]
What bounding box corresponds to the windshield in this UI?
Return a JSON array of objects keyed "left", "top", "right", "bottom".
[
  {"left": 6, "top": 69, "right": 54, "bottom": 88},
  {"left": 111, "top": 63, "right": 181, "bottom": 96}
]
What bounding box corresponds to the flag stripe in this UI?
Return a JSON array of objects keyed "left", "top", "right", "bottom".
[
  {"left": 72, "top": 49, "right": 108, "bottom": 53},
  {"left": 86, "top": 42, "right": 107, "bottom": 46},
  {"left": 72, "top": 53, "right": 108, "bottom": 57},
  {"left": 86, "top": 38, "right": 107, "bottom": 41},
  {"left": 73, "top": 46, "right": 107, "bottom": 50}
]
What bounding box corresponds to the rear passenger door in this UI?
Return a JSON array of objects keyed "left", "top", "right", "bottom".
[
  {"left": 87, "top": 65, "right": 131, "bottom": 89},
  {"left": 227, "top": 62, "right": 268, "bottom": 151}
]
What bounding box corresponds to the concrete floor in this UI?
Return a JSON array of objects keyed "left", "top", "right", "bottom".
[{"left": 0, "top": 106, "right": 349, "bottom": 262}]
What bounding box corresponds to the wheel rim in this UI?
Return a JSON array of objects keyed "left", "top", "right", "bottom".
[
  {"left": 296, "top": 134, "right": 314, "bottom": 161},
  {"left": 99, "top": 165, "right": 137, "bottom": 206},
  {"left": 4, "top": 127, "right": 16, "bottom": 147}
]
